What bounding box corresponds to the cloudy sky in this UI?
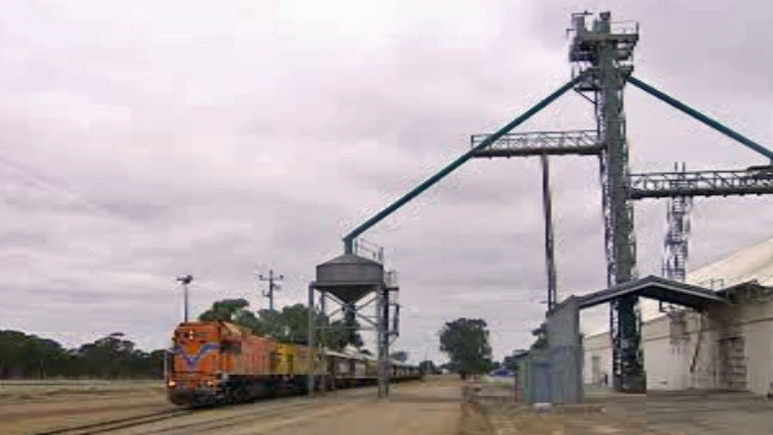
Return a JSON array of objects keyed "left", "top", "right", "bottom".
[{"left": 2, "top": 0, "right": 772, "bottom": 362}]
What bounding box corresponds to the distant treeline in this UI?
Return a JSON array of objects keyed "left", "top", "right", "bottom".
[
  {"left": 0, "top": 298, "right": 415, "bottom": 380},
  {"left": 0, "top": 330, "right": 165, "bottom": 379}
]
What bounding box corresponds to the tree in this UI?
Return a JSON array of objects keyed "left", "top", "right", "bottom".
[
  {"left": 252, "top": 308, "right": 285, "bottom": 337},
  {"left": 75, "top": 332, "right": 146, "bottom": 378},
  {"left": 0, "top": 329, "right": 167, "bottom": 380},
  {"left": 0, "top": 330, "right": 71, "bottom": 378},
  {"left": 274, "top": 303, "right": 364, "bottom": 351},
  {"left": 324, "top": 318, "right": 362, "bottom": 352},
  {"left": 389, "top": 351, "right": 409, "bottom": 362},
  {"left": 277, "top": 304, "right": 313, "bottom": 344},
  {"left": 197, "top": 300, "right": 364, "bottom": 351},
  {"left": 419, "top": 360, "right": 438, "bottom": 374},
  {"left": 198, "top": 299, "right": 251, "bottom": 322},
  {"left": 439, "top": 318, "right": 492, "bottom": 379}
]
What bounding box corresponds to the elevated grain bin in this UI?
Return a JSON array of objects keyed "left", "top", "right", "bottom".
[{"left": 315, "top": 254, "right": 384, "bottom": 304}]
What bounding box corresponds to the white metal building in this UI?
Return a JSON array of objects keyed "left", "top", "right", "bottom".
[{"left": 583, "top": 235, "right": 773, "bottom": 396}]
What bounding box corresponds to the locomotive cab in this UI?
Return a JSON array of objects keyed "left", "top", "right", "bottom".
[{"left": 167, "top": 322, "right": 224, "bottom": 405}]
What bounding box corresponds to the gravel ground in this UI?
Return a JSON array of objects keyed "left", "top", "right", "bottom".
[
  {"left": 120, "top": 377, "right": 462, "bottom": 435},
  {"left": 469, "top": 385, "right": 773, "bottom": 435},
  {"left": 9, "top": 378, "right": 766, "bottom": 434},
  {"left": 0, "top": 377, "right": 462, "bottom": 435},
  {"left": 0, "top": 380, "right": 170, "bottom": 434}
]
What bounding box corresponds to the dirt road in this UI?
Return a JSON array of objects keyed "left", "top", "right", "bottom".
[{"left": 248, "top": 380, "right": 462, "bottom": 435}]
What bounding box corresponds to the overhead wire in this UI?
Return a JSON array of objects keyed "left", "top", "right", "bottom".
[
  {"left": 0, "top": 153, "right": 125, "bottom": 218},
  {"left": 0, "top": 153, "right": 144, "bottom": 263}
]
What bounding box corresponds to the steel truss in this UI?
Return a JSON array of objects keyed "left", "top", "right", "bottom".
[
  {"left": 661, "top": 165, "right": 693, "bottom": 283},
  {"left": 629, "top": 169, "right": 773, "bottom": 199},
  {"left": 471, "top": 130, "right": 601, "bottom": 157}
]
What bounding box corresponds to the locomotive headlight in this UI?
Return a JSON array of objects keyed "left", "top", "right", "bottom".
[
  {"left": 167, "top": 380, "right": 177, "bottom": 388},
  {"left": 206, "top": 380, "right": 215, "bottom": 387}
]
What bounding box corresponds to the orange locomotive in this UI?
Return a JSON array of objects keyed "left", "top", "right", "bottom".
[
  {"left": 167, "top": 321, "right": 277, "bottom": 405},
  {"left": 166, "top": 320, "right": 423, "bottom": 406}
]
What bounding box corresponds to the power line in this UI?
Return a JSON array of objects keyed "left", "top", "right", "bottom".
[
  {"left": 0, "top": 154, "right": 124, "bottom": 218},
  {"left": 0, "top": 155, "right": 162, "bottom": 272}
]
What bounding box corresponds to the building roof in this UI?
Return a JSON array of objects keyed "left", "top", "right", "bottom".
[
  {"left": 584, "top": 234, "right": 773, "bottom": 335},
  {"left": 687, "top": 235, "right": 773, "bottom": 288},
  {"left": 577, "top": 275, "right": 727, "bottom": 310}
]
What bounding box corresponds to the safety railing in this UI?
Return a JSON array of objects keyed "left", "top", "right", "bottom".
[
  {"left": 629, "top": 169, "right": 773, "bottom": 199},
  {"left": 471, "top": 130, "right": 602, "bottom": 157}
]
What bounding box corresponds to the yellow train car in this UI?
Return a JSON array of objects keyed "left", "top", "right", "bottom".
[
  {"left": 273, "top": 343, "right": 316, "bottom": 375},
  {"left": 272, "top": 342, "right": 318, "bottom": 392}
]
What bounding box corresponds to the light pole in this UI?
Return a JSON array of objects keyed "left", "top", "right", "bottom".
[{"left": 176, "top": 275, "right": 194, "bottom": 322}]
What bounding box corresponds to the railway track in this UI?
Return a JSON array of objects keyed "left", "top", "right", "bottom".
[
  {"left": 31, "top": 409, "right": 194, "bottom": 435},
  {"left": 28, "top": 391, "right": 352, "bottom": 434},
  {"left": 26, "top": 381, "right": 418, "bottom": 434},
  {"left": 32, "top": 392, "right": 363, "bottom": 434},
  {"left": 147, "top": 398, "right": 332, "bottom": 434}
]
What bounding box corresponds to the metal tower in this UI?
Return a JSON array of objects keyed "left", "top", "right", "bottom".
[
  {"left": 310, "top": 245, "right": 400, "bottom": 399},
  {"left": 659, "top": 163, "right": 693, "bottom": 336},
  {"left": 662, "top": 163, "right": 693, "bottom": 283},
  {"left": 568, "top": 11, "right": 644, "bottom": 391},
  {"left": 336, "top": 10, "right": 773, "bottom": 393}
]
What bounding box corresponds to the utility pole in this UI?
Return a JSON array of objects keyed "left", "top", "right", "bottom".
[
  {"left": 259, "top": 269, "right": 283, "bottom": 311},
  {"left": 176, "top": 275, "right": 193, "bottom": 322}
]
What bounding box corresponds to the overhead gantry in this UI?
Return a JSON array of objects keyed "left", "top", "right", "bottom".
[{"left": 336, "top": 11, "right": 773, "bottom": 393}]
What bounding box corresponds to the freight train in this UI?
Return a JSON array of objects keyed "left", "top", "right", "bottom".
[{"left": 166, "top": 321, "right": 422, "bottom": 406}]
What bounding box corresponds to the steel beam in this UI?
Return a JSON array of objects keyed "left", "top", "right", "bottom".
[
  {"left": 381, "top": 287, "right": 390, "bottom": 397},
  {"left": 376, "top": 287, "right": 389, "bottom": 398},
  {"left": 471, "top": 130, "right": 602, "bottom": 158},
  {"left": 319, "top": 291, "right": 327, "bottom": 391},
  {"left": 541, "top": 155, "right": 558, "bottom": 311},
  {"left": 342, "top": 74, "right": 586, "bottom": 253},
  {"left": 629, "top": 169, "right": 773, "bottom": 199},
  {"left": 628, "top": 77, "right": 773, "bottom": 163},
  {"left": 307, "top": 281, "right": 316, "bottom": 397}
]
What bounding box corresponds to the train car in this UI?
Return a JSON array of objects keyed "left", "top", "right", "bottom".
[
  {"left": 166, "top": 320, "right": 423, "bottom": 406},
  {"left": 321, "top": 351, "right": 377, "bottom": 388},
  {"left": 364, "top": 357, "right": 378, "bottom": 379},
  {"left": 167, "top": 321, "right": 274, "bottom": 405},
  {"left": 321, "top": 350, "right": 350, "bottom": 389},
  {"left": 391, "top": 361, "right": 423, "bottom": 381},
  {"left": 273, "top": 342, "right": 316, "bottom": 392}
]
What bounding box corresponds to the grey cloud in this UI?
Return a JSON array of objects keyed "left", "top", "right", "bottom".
[{"left": 1, "top": 1, "right": 772, "bottom": 360}]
